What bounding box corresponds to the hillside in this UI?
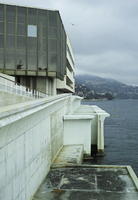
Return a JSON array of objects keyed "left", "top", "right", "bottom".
[{"left": 75, "top": 75, "right": 138, "bottom": 99}]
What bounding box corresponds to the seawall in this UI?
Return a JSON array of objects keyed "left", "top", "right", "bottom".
[
  {"left": 0, "top": 94, "right": 79, "bottom": 200},
  {"left": 0, "top": 94, "right": 109, "bottom": 200}
]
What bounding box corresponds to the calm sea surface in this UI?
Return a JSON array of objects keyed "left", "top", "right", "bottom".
[{"left": 82, "top": 99, "right": 138, "bottom": 176}]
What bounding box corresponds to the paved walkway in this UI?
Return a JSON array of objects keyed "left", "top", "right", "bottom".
[
  {"left": 0, "top": 91, "right": 32, "bottom": 107},
  {"left": 33, "top": 166, "right": 138, "bottom": 200},
  {"left": 52, "top": 145, "right": 84, "bottom": 168}
]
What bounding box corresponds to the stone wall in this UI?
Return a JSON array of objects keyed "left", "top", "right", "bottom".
[{"left": 0, "top": 94, "right": 78, "bottom": 200}]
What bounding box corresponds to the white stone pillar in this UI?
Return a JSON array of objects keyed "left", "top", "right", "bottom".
[
  {"left": 46, "top": 78, "right": 49, "bottom": 95},
  {"left": 52, "top": 78, "right": 57, "bottom": 95},
  {"left": 97, "top": 114, "right": 106, "bottom": 155}
]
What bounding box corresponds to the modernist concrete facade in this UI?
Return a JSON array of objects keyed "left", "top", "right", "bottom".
[{"left": 0, "top": 3, "right": 75, "bottom": 95}]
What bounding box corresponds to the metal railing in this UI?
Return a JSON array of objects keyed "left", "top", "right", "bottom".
[{"left": 0, "top": 75, "right": 47, "bottom": 99}]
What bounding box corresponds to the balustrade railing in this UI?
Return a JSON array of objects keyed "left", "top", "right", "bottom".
[{"left": 0, "top": 75, "right": 47, "bottom": 98}]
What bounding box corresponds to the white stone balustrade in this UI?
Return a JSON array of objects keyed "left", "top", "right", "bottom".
[{"left": 0, "top": 74, "right": 47, "bottom": 99}]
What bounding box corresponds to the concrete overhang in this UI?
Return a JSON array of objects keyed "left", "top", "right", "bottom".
[{"left": 64, "top": 115, "right": 95, "bottom": 120}]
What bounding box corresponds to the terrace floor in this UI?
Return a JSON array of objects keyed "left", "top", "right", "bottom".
[{"left": 33, "top": 165, "right": 138, "bottom": 200}]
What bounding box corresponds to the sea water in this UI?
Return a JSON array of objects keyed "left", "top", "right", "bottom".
[{"left": 82, "top": 99, "right": 138, "bottom": 176}]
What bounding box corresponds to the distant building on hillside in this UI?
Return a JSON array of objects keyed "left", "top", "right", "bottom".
[{"left": 0, "top": 3, "right": 75, "bottom": 95}]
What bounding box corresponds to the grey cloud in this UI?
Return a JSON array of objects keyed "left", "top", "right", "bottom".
[{"left": 76, "top": 51, "right": 138, "bottom": 85}]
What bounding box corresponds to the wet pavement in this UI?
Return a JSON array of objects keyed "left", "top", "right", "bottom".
[
  {"left": 52, "top": 145, "right": 83, "bottom": 168},
  {"left": 33, "top": 166, "right": 138, "bottom": 200},
  {"left": 0, "top": 91, "right": 32, "bottom": 107}
]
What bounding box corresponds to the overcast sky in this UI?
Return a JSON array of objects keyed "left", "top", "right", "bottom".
[{"left": 2, "top": 0, "right": 138, "bottom": 85}]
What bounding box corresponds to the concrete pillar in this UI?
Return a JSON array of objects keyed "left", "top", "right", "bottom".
[
  {"left": 97, "top": 114, "right": 106, "bottom": 155},
  {"left": 48, "top": 79, "right": 52, "bottom": 95},
  {"left": 46, "top": 78, "right": 49, "bottom": 95},
  {"left": 30, "top": 77, "right": 33, "bottom": 90},
  {"left": 52, "top": 78, "right": 57, "bottom": 95}
]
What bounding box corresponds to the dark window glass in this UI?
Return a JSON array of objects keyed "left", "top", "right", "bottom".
[
  {"left": 17, "top": 23, "right": 26, "bottom": 36},
  {"left": 7, "top": 23, "right": 15, "bottom": 35},
  {"left": 0, "top": 22, "right": 4, "bottom": 34},
  {"left": 38, "top": 38, "right": 46, "bottom": 51},
  {"left": 16, "top": 52, "right": 26, "bottom": 69},
  {"left": 49, "top": 39, "right": 57, "bottom": 52},
  {"left": 0, "top": 49, "right": 4, "bottom": 66},
  {"left": 38, "top": 53, "right": 47, "bottom": 69},
  {"left": 38, "top": 10, "right": 46, "bottom": 22},
  {"left": 49, "top": 27, "right": 57, "bottom": 38},
  {"left": 6, "top": 51, "right": 15, "bottom": 69},
  {"left": 17, "top": 36, "right": 26, "bottom": 49},
  {"left": 48, "top": 53, "right": 57, "bottom": 70},
  {"left": 43, "top": 38, "right": 46, "bottom": 51},
  {"left": 42, "top": 55, "right": 47, "bottom": 68},
  {"left": 28, "top": 8, "right": 37, "bottom": 24},
  {"left": 7, "top": 35, "right": 15, "bottom": 48},
  {"left": 6, "top": 6, "right": 16, "bottom": 22},
  {"left": 42, "top": 26, "right": 46, "bottom": 38},
  {"left": 0, "top": 5, "right": 4, "bottom": 21},
  {"left": 17, "top": 7, "right": 26, "bottom": 23},
  {"left": 49, "top": 12, "right": 57, "bottom": 26},
  {"left": 0, "top": 35, "right": 4, "bottom": 48},
  {"left": 28, "top": 37, "right": 37, "bottom": 49},
  {"left": 28, "top": 53, "right": 37, "bottom": 70}
]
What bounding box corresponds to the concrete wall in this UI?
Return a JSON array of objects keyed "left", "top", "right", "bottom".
[
  {"left": 63, "top": 118, "right": 92, "bottom": 154},
  {"left": 0, "top": 94, "right": 77, "bottom": 200},
  {"left": 63, "top": 104, "right": 110, "bottom": 155}
]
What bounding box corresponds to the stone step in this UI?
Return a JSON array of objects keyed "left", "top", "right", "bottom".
[{"left": 52, "top": 145, "right": 84, "bottom": 168}]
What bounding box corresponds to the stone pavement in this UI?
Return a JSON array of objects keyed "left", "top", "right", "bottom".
[
  {"left": 33, "top": 166, "right": 138, "bottom": 200},
  {"left": 52, "top": 145, "right": 84, "bottom": 168}
]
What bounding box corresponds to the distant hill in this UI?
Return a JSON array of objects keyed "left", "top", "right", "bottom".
[{"left": 75, "top": 74, "right": 138, "bottom": 99}]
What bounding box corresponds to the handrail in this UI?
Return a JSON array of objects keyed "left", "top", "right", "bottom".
[
  {"left": 0, "top": 74, "right": 47, "bottom": 98},
  {"left": 0, "top": 94, "right": 72, "bottom": 121},
  {"left": 0, "top": 75, "right": 15, "bottom": 83},
  {"left": 0, "top": 74, "right": 47, "bottom": 95}
]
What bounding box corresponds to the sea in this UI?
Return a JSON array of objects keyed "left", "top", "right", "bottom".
[{"left": 82, "top": 99, "right": 138, "bottom": 176}]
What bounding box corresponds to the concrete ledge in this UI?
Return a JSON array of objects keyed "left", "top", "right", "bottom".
[
  {"left": 0, "top": 94, "right": 71, "bottom": 127},
  {"left": 75, "top": 105, "right": 110, "bottom": 117},
  {"left": 127, "top": 166, "right": 138, "bottom": 191},
  {"left": 64, "top": 115, "right": 95, "bottom": 120}
]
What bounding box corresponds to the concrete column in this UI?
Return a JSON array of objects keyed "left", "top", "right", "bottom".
[
  {"left": 46, "top": 78, "right": 49, "bottom": 95},
  {"left": 52, "top": 78, "right": 57, "bottom": 95},
  {"left": 97, "top": 115, "right": 106, "bottom": 155},
  {"left": 48, "top": 79, "right": 52, "bottom": 95}
]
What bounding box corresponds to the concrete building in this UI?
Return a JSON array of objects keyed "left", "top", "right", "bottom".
[{"left": 0, "top": 3, "right": 75, "bottom": 95}]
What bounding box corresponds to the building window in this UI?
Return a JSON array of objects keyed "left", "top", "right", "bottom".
[
  {"left": 27, "top": 25, "right": 37, "bottom": 37},
  {"left": 0, "top": 35, "right": 4, "bottom": 48},
  {"left": 6, "top": 6, "right": 16, "bottom": 22},
  {"left": 0, "top": 22, "right": 4, "bottom": 34},
  {"left": 17, "top": 7, "right": 26, "bottom": 23},
  {"left": 17, "top": 23, "right": 26, "bottom": 36},
  {"left": 7, "top": 35, "right": 15, "bottom": 48},
  {"left": 17, "top": 36, "right": 25, "bottom": 49},
  {"left": 0, "top": 5, "right": 4, "bottom": 21}
]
